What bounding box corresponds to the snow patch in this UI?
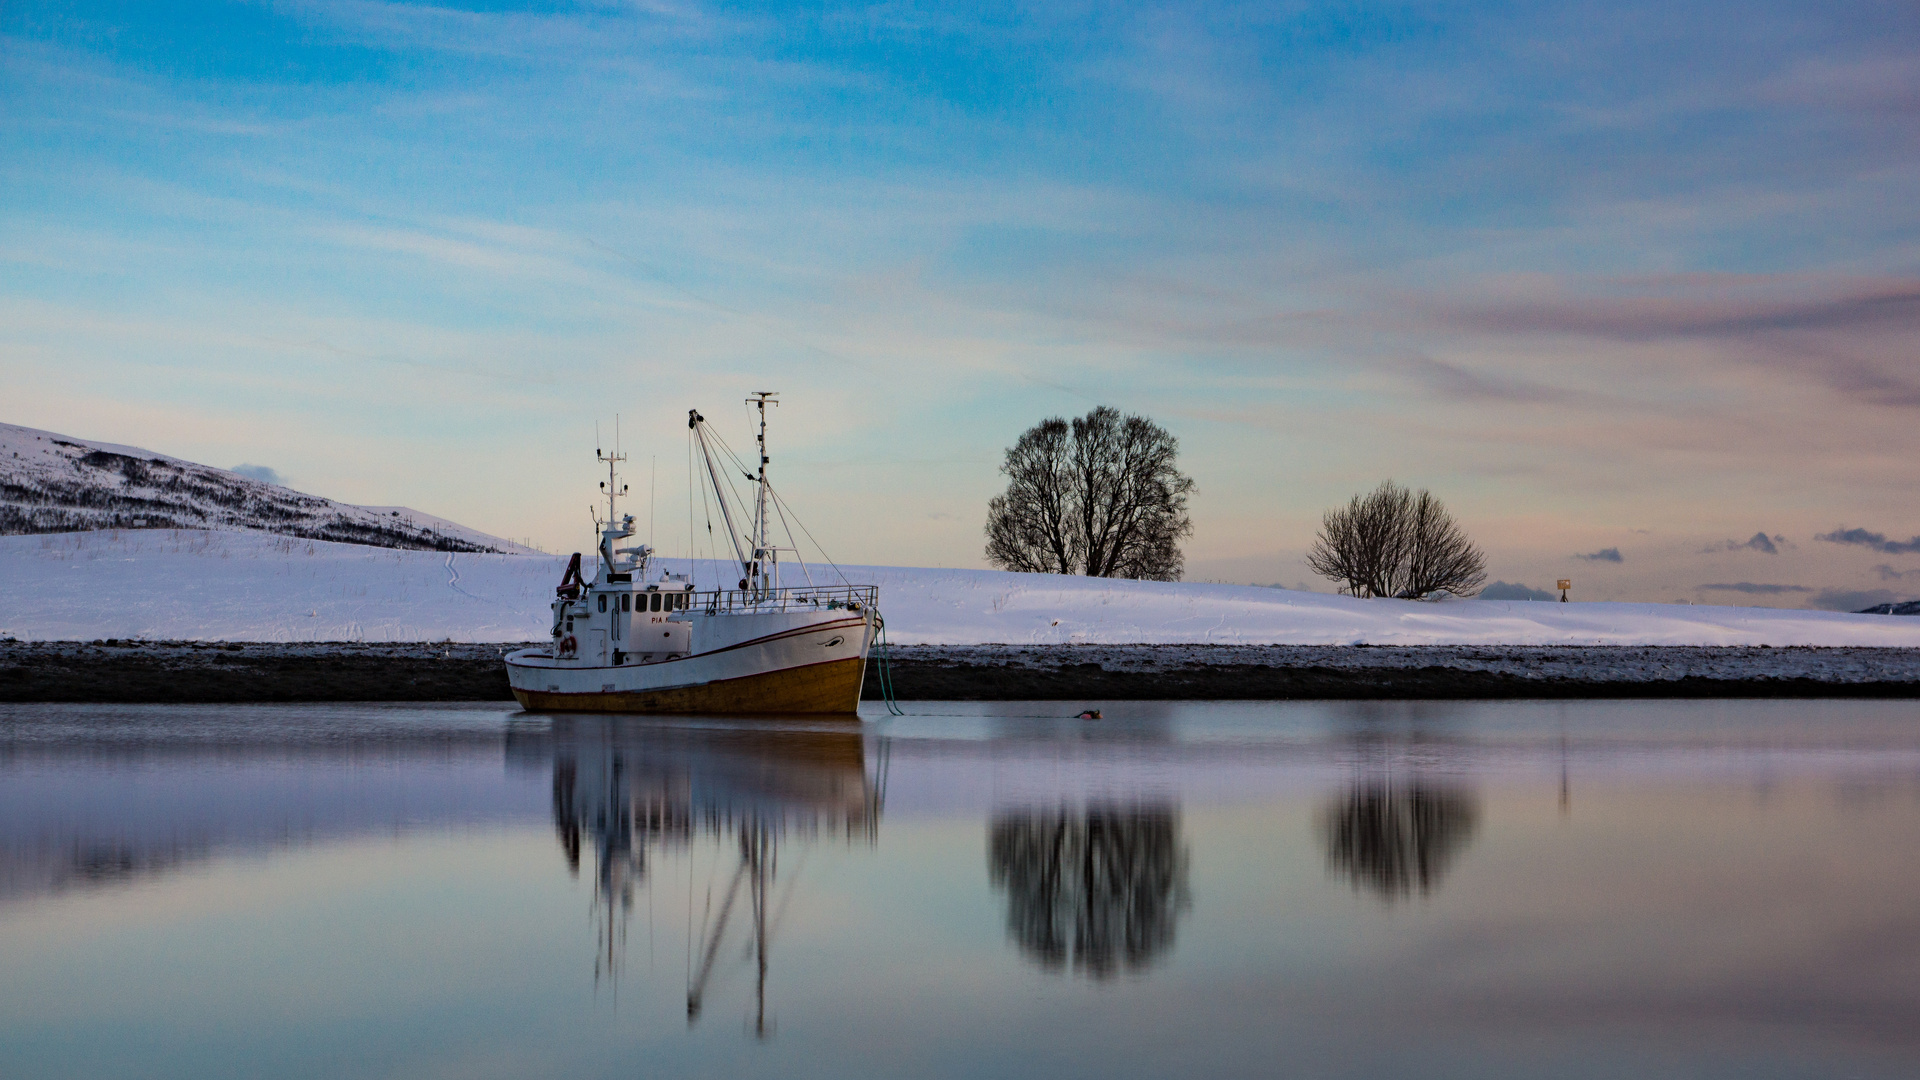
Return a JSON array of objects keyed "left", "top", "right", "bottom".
[{"left": 4, "top": 530, "right": 1920, "bottom": 646}]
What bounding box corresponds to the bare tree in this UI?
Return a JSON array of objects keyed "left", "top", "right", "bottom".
[
  {"left": 1399, "top": 489, "right": 1487, "bottom": 598},
  {"left": 984, "top": 418, "right": 1075, "bottom": 574},
  {"left": 1305, "top": 482, "right": 1408, "bottom": 598},
  {"left": 1306, "top": 481, "right": 1485, "bottom": 598},
  {"left": 985, "top": 407, "right": 1194, "bottom": 580}
]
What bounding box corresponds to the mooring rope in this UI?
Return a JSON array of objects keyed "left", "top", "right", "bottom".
[{"left": 873, "top": 613, "right": 904, "bottom": 716}]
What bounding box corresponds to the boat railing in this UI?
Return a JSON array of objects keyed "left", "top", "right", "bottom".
[{"left": 695, "top": 584, "right": 879, "bottom": 616}]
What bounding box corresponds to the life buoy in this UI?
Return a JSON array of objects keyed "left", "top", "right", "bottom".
[{"left": 559, "top": 635, "right": 578, "bottom": 656}]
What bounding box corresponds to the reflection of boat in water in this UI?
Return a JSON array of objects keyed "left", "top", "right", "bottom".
[
  {"left": 506, "top": 395, "right": 881, "bottom": 714},
  {"left": 514, "top": 716, "right": 885, "bottom": 1034}
]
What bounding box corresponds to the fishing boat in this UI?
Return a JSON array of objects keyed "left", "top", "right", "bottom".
[{"left": 505, "top": 393, "right": 879, "bottom": 713}]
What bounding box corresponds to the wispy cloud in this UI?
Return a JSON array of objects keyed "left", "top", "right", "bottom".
[
  {"left": 1699, "top": 582, "right": 1811, "bottom": 594},
  {"left": 1438, "top": 279, "right": 1920, "bottom": 340},
  {"left": 1419, "top": 276, "right": 1920, "bottom": 410},
  {"left": 1700, "top": 531, "right": 1786, "bottom": 554},
  {"left": 1815, "top": 527, "right": 1920, "bottom": 554},
  {"left": 1574, "top": 547, "right": 1623, "bottom": 563},
  {"left": 1384, "top": 352, "right": 1595, "bottom": 406},
  {"left": 1763, "top": 51, "right": 1920, "bottom": 112},
  {"left": 276, "top": 0, "right": 725, "bottom": 61}
]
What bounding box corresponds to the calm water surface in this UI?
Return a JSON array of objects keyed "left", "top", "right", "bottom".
[{"left": 3, "top": 699, "right": 1919, "bottom": 1079}]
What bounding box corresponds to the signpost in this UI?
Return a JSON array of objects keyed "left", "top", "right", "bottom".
[{"left": 1557, "top": 579, "right": 1571, "bottom": 603}]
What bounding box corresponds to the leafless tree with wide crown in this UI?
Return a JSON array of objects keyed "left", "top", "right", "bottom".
[{"left": 985, "top": 407, "right": 1194, "bottom": 581}]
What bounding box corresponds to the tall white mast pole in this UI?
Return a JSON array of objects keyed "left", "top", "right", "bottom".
[
  {"left": 597, "top": 417, "right": 627, "bottom": 579},
  {"left": 746, "top": 392, "right": 778, "bottom": 594}
]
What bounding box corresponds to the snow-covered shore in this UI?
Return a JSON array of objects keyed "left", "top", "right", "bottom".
[{"left": 4, "top": 529, "right": 1920, "bottom": 647}]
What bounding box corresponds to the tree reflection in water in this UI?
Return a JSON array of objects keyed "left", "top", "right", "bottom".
[
  {"left": 987, "top": 805, "right": 1190, "bottom": 978},
  {"left": 1320, "top": 782, "right": 1478, "bottom": 899}
]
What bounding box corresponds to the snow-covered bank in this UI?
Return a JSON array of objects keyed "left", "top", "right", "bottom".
[
  {"left": 4, "top": 529, "right": 1920, "bottom": 647},
  {"left": 1, "top": 530, "right": 558, "bottom": 642}
]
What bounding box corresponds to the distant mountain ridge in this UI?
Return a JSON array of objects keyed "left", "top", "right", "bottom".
[
  {"left": 0, "top": 422, "right": 528, "bottom": 553},
  {"left": 1854, "top": 601, "right": 1920, "bottom": 616}
]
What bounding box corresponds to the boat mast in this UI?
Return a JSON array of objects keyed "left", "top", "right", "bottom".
[
  {"left": 747, "top": 392, "right": 778, "bottom": 595},
  {"left": 597, "top": 422, "right": 628, "bottom": 579},
  {"left": 600, "top": 447, "right": 625, "bottom": 525}
]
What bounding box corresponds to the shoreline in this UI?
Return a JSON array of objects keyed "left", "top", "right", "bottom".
[
  {"left": 875, "top": 643, "right": 1920, "bottom": 700},
  {"left": 1, "top": 640, "right": 1917, "bottom": 703}
]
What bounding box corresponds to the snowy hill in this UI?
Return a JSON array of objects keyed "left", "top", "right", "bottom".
[
  {"left": 0, "top": 423, "right": 531, "bottom": 553},
  {"left": 1857, "top": 601, "right": 1920, "bottom": 616},
  {"left": 5, "top": 529, "right": 1920, "bottom": 647}
]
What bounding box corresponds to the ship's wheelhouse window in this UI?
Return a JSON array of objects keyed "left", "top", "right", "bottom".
[
  {"left": 650, "top": 593, "right": 662, "bottom": 612},
  {"left": 597, "top": 595, "right": 606, "bottom": 613},
  {"left": 621, "top": 594, "right": 631, "bottom": 612}
]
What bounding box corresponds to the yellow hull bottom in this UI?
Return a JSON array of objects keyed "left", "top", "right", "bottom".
[{"left": 511, "top": 656, "right": 868, "bottom": 715}]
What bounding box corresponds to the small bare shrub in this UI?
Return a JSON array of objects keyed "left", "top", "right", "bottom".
[{"left": 1306, "top": 481, "right": 1485, "bottom": 598}]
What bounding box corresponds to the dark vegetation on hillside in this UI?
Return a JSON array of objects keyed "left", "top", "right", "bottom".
[{"left": 2, "top": 438, "right": 496, "bottom": 552}]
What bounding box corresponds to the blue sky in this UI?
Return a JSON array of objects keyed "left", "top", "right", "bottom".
[{"left": 4, "top": 1, "right": 1919, "bottom": 605}]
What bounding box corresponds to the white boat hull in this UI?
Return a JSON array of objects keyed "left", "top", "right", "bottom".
[{"left": 506, "top": 608, "right": 873, "bottom": 714}]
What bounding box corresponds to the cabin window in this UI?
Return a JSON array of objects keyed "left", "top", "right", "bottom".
[
  {"left": 597, "top": 595, "right": 606, "bottom": 613},
  {"left": 650, "top": 593, "right": 662, "bottom": 612},
  {"left": 621, "top": 594, "right": 631, "bottom": 612}
]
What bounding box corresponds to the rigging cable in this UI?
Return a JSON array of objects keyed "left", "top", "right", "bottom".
[
  {"left": 766, "top": 483, "right": 851, "bottom": 588},
  {"left": 693, "top": 419, "right": 756, "bottom": 574},
  {"left": 767, "top": 488, "right": 816, "bottom": 588}
]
